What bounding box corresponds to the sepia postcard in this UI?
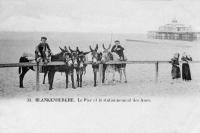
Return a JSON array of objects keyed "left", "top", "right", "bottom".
[{"left": 0, "top": 0, "right": 200, "bottom": 133}]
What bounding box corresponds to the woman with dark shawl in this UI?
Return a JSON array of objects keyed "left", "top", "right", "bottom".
[
  {"left": 181, "top": 52, "right": 192, "bottom": 81},
  {"left": 170, "top": 53, "right": 181, "bottom": 79}
]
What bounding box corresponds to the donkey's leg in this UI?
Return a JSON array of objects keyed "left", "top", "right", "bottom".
[
  {"left": 50, "top": 72, "right": 55, "bottom": 90},
  {"left": 71, "top": 70, "right": 76, "bottom": 89},
  {"left": 19, "top": 67, "right": 29, "bottom": 88},
  {"left": 119, "top": 69, "right": 122, "bottom": 83},
  {"left": 48, "top": 71, "right": 55, "bottom": 90},
  {"left": 43, "top": 71, "right": 48, "bottom": 84},
  {"left": 51, "top": 72, "right": 56, "bottom": 90},
  {"left": 112, "top": 69, "right": 116, "bottom": 83},
  {"left": 48, "top": 72, "right": 52, "bottom": 90},
  {"left": 65, "top": 71, "right": 68, "bottom": 88},
  {"left": 77, "top": 72, "right": 80, "bottom": 87},
  {"left": 102, "top": 66, "right": 106, "bottom": 83},
  {"left": 123, "top": 68, "right": 127, "bottom": 83},
  {"left": 80, "top": 73, "right": 83, "bottom": 87},
  {"left": 94, "top": 70, "right": 97, "bottom": 87},
  {"left": 105, "top": 69, "right": 109, "bottom": 84}
]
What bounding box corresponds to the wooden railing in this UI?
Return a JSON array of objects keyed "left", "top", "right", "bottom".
[{"left": 0, "top": 60, "right": 199, "bottom": 90}]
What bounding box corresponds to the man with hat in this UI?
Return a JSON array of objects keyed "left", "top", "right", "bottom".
[
  {"left": 111, "top": 40, "right": 125, "bottom": 60},
  {"left": 35, "top": 36, "right": 52, "bottom": 63}
]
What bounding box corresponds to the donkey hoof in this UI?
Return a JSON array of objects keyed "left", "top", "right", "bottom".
[
  {"left": 125, "top": 81, "right": 127, "bottom": 83},
  {"left": 20, "top": 86, "right": 24, "bottom": 88},
  {"left": 49, "top": 88, "right": 53, "bottom": 90}
]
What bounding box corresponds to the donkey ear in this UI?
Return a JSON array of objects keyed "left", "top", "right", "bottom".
[
  {"left": 89, "top": 45, "right": 93, "bottom": 51},
  {"left": 84, "top": 51, "right": 90, "bottom": 55},
  {"left": 64, "top": 46, "right": 69, "bottom": 52},
  {"left": 95, "top": 44, "right": 98, "bottom": 51},
  {"left": 59, "top": 46, "right": 64, "bottom": 52},
  {"left": 76, "top": 47, "right": 80, "bottom": 52},
  {"left": 108, "top": 44, "right": 111, "bottom": 50},
  {"left": 68, "top": 46, "right": 73, "bottom": 53},
  {"left": 102, "top": 43, "right": 106, "bottom": 50}
]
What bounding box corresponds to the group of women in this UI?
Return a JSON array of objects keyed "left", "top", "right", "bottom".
[{"left": 170, "top": 52, "right": 192, "bottom": 81}]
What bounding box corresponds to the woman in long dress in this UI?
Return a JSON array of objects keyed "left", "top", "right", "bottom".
[
  {"left": 181, "top": 52, "right": 192, "bottom": 81},
  {"left": 170, "top": 53, "right": 181, "bottom": 79}
]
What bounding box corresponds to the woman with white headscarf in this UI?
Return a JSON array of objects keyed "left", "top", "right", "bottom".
[
  {"left": 181, "top": 52, "right": 192, "bottom": 81},
  {"left": 170, "top": 53, "right": 181, "bottom": 79}
]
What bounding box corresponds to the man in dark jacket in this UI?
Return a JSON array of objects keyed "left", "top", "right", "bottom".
[
  {"left": 35, "top": 37, "right": 51, "bottom": 63},
  {"left": 111, "top": 40, "right": 125, "bottom": 60}
]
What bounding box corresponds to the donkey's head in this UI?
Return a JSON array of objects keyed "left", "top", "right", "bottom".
[
  {"left": 68, "top": 46, "right": 80, "bottom": 67},
  {"left": 77, "top": 48, "right": 90, "bottom": 68},
  {"left": 102, "top": 44, "right": 113, "bottom": 62},
  {"left": 89, "top": 44, "right": 102, "bottom": 64}
]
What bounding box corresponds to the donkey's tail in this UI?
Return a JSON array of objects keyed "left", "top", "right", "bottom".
[
  {"left": 18, "top": 66, "right": 22, "bottom": 75},
  {"left": 18, "top": 56, "right": 23, "bottom": 75}
]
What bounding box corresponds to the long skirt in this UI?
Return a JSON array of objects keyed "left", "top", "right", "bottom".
[
  {"left": 171, "top": 65, "right": 180, "bottom": 79},
  {"left": 182, "top": 63, "right": 192, "bottom": 81}
]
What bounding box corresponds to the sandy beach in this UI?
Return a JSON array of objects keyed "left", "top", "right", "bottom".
[
  {"left": 0, "top": 32, "right": 200, "bottom": 98},
  {"left": 0, "top": 32, "right": 200, "bottom": 133}
]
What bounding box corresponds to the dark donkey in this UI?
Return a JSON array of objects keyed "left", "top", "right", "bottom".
[
  {"left": 48, "top": 46, "right": 76, "bottom": 90},
  {"left": 75, "top": 47, "right": 90, "bottom": 87},
  {"left": 19, "top": 53, "right": 48, "bottom": 88},
  {"left": 89, "top": 44, "right": 102, "bottom": 87}
]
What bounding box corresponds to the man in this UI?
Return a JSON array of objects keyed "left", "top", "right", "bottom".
[
  {"left": 35, "top": 37, "right": 51, "bottom": 63},
  {"left": 111, "top": 40, "right": 125, "bottom": 60}
]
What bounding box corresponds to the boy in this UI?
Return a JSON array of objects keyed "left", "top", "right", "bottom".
[
  {"left": 111, "top": 40, "right": 125, "bottom": 60},
  {"left": 35, "top": 37, "right": 51, "bottom": 63}
]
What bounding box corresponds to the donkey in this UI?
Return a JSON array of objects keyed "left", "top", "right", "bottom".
[
  {"left": 18, "top": 53, "right": 48, "bottom": 88},
  {"left": 76, "top": 47, "right": 90, "bottom": 87},
  {"left": 102, "top": 44, "right": 127, "bottom": 83},
  {"left": 101, "top": 44, "right": 120, "bottom": 83},
  {"left": 89, "top": 44, "right": 102, "bottom": 87},
  {"left": 48, "top": 46, "right": 76, "bottom": 90},
  {"left": 68, "top": 46, "right": 90, "bottom": 87}
]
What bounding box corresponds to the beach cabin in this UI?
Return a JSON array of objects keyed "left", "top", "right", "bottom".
[{"left": 148, "top": 19, "right": 200, "bottom": 41}]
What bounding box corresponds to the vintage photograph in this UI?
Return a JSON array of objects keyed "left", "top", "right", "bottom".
[{"left": 0, "top": 0, "right": 200, "bottom": 133}]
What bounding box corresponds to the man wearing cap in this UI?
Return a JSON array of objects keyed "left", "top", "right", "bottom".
[
  {"left": 35, "top": 37, "right": 52, "bottom": 63},
  {"left": 111, "top": 40, "right": 125, "bottom": 60}
]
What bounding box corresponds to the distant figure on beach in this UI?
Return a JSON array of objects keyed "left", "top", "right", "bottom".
[
  {"left": 35, "top": 36, "right": 52, "bottom": 63},
  {"left": 170, "top": 53, "right": 181, "bottom": 79},
  {"left": 111, "top": 40, "right": 126, "bottom": 61},
  {"left": 181, "top": 52, "right": 192, "bottom": 81}
]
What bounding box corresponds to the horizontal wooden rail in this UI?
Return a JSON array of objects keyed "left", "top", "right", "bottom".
[
  {"left": 0, "top": 60, "right": 200, "bottom": 92},
  {"left": 0, "top": 61, "right": 93, "bottom": 68},
  {"left": 0, "top": 60, "right": 200, "bottom": 68}
]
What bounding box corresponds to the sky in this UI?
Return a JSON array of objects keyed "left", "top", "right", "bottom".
[{"left": 0, "top": 0, "right": 200, "bottom": 33}]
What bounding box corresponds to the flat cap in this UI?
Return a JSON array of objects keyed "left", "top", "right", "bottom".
[
  {"left": 41, "top": 36, "right": 47, "bottom": 40},
  {"left": 114, "top": 40, "right": 120, "bottom": 43}
]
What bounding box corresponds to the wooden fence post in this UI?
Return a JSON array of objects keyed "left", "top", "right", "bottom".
[
  {"left": 99, "top": 63, "right": 103, "bottom": 85},
  {"left": 155, "top": 61, "right": 159, "bottom": 82},
  {"left": 36, "top": 62, "right": 40, "bottom": 91}
]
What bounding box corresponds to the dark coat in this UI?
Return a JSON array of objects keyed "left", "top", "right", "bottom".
[
  {"left": 170, "top": 57, "right": 180, "bottom": 79},
  {"left": 181, "top": 56, "right": 192, "bottom": 81},
  {"left": 111, "top": 44, "right": 125, "bottom": 60},
  {"left": 35, "top": 43, "right": 51, "bottom": 60}
]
